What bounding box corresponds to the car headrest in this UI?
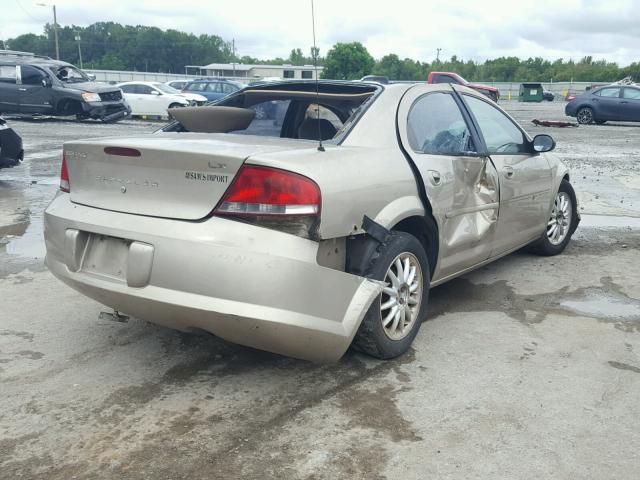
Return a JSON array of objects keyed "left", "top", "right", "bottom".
[{"left": 298, "top": 118, "right": 337, "bottom": 141}]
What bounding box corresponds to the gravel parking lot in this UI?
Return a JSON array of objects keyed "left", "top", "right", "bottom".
[{"left": 1, "top": 103, "right": 639, "bottom": 479}]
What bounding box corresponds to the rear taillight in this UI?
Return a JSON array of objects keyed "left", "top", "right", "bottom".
[
  {"left": 60, "top": 154, "right": 70, "bottom": 193},
  {"left": 214, "top": 165, "right": 321, "bottom": 238}
]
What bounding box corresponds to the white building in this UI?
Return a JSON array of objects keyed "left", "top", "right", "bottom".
[{"left": 193, "top": 63, "right": 322, "bottom": 80}]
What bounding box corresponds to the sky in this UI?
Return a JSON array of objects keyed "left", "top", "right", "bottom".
[{"left": 2, "top": 0, "right": 639, "bottom": 66}]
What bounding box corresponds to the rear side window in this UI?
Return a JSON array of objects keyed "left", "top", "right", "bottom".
[
  {"left": 595, "top": 87, "right": 620, "bottom": 98},
  {"left": 205, "top": 82, "right": 223, "bottom": 93},
  {"left": 623, "top": 88, "right": 640, "bottom": 100},
  {"left": 407, "top": 92, "right": 474, "bottom": 155},
  {"left": 463, "top": 95, "right": 527, "bottom": 154},
  {"left": 0, "top": 65, "right": 17, "bottom": 84},
  {"left": 221, "top": 83, "right": 238, "bottom": 94}
]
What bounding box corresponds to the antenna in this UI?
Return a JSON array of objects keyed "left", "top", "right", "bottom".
[{"left": 310, "top": 0, "right": 324, "bottom": 152}]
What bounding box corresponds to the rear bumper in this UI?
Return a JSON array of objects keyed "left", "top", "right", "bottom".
[{"left": 44, "top": 194, "right": 382, "bottom": 362}]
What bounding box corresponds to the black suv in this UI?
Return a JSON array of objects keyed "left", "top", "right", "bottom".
[{"left": 0, "top": 50, "right": 130, "bottom": 122}]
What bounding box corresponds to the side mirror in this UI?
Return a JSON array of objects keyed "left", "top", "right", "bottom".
[
  {"left": 532, "top": 134, "right": 555, "bottom": 153},
  {"left": 87, "top": 74, "right": 96, "bottom": 81},
  {"left": 41, "top": 77, "right": 52, "bottom": 88},
  {"left": 150, "top": 90, "right": 160, "bottom": 96}
]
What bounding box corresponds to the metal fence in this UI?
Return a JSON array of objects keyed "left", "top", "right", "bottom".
[
  {"left": 84, "top": 69, "right": 596, "bottom": 99},
  {"left": 84, "top": 69, "right": 255, "bottom": 85}
]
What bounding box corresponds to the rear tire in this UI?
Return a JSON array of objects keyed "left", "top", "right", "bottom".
[
  {"left": 351, "top": 232, "right": 430, "bottom": 359},
  {"left": 530, "top": 180, "right": 578, "bottom": 256},
  {"left": 576, "top": 107, "right": 594, "bottom": 124}
]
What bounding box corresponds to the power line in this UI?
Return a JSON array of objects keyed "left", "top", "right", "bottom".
[{"left": 14, "top": 0, "right": 46, "bottom": 23}]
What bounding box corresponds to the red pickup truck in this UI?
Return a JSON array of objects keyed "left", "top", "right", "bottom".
[{"left": 427, "top": 72, "right": 500, "bottom": 102}]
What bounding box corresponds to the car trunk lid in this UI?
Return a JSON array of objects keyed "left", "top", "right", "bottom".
[{"left": 65, "top": 133, "right": 314, "bottom": 220}]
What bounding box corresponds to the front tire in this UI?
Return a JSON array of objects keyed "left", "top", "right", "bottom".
[
  {"left": 576, "top": 107, "right": 594, "bottom": 124},
  {"left": 530, "top": 180, "right": 578, "bottom": 256},
  {"left": 352, "top": 232, "right": 430, "bottom": 359},
  {"left": 167, "top": 103, "right": 184, "bottom": 120}
]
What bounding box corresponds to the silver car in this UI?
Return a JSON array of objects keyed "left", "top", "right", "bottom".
[{"left": 44, "top": 80, "right": 579, "bottom": 362}]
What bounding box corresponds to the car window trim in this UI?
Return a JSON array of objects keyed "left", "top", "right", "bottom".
[
  {"left": 405, "top": 90, "right": 485, "bottom": 158},
  {"left": 456, "top": 89, "right": 535, "bottom": 156}
]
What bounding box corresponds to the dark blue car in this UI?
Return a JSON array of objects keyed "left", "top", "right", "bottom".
[
  {"left": 181, "top": 79, "right": 242, "bottom": 102},
  {"left": 565, "top": 84, "right": 640, "bottom": 124}
]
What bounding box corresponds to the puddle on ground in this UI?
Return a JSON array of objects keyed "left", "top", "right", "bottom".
[
  {"left": 0, "top": 180, "right": 55, "bottom": 276},
  {"left": 562, "top": 291, "right": 640, "bottom": 319},
  {"left": 4, "top": 215, "right": 45, "bottom": 259},
  {"left": 429, "top": 276, "right": 640, "bottom": 329},
  {"left": 580, "top": 214, "right": 640, "bottom": 229}
]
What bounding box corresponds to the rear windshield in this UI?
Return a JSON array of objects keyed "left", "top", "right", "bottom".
[{"left": 164, "top": 82, "right": 379, "bottom": 141}]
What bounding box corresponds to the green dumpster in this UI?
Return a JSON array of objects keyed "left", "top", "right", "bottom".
[{"left": 519, "top": 83, "right": 544, "bottom": 102}]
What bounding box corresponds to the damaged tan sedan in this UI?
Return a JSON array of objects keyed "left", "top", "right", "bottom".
[{"left": 44, "top": 80, "right": 579, "bottom": 362}]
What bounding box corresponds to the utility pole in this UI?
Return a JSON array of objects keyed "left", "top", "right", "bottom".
[
  {"left": 74, "top": 32, "right": 82, "bottom": 68},
  {"left": 37, "top": 3, "right": 59, "bottom": 60},
  {"left": 436, "top": 48, "right": 442, "bottom": 63},
  {"left": 53, "top": 5, "right": 59, "bottom": 60},
  {"left": 232, "top": 39, "right": 236, "bottom": 77}
]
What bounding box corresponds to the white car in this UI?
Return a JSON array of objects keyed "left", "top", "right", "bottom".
[
  {"left": 161, "top": 82, "right": 208, "bottom": 106},
  {"left": 116, "top": 81, "right": 190, "bottom": 119}
]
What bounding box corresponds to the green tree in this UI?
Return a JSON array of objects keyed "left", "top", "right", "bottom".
[{"left": 321, "top": 42, "right": 374, "bottom": 80}]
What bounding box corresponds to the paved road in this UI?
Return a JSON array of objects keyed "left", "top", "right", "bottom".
[{"left": 1, "top": 104, "right": 639, "bottom": 479}]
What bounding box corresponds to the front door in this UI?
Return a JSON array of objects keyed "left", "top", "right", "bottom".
[
  {"left": 459, "top": 93, "right": 553, "bottom": 254},
  {"left": 397, "top": 85, "right": 499, "bottom": 280},
  {"left": 18, "top": 65, "right": 54, "bottom": 114},
  {"left": 0, "top": 65, "right": 20, "bottom": 113}
]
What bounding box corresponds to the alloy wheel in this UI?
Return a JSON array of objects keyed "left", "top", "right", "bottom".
[
  {"left": 380, "top": 252, "right": 423, "bottom": 340},
  {"left": 577, "top": 108, "right": 593, "bottom": 124},
  {"left": 547, "top": 191, "right": 572, "bottom": 245}
]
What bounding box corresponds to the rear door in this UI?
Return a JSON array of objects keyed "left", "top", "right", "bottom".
[
  {"left": 397, "top": 85, "right": 500, "bottom": 279},
  {"left": 18, "top": 65, "right": 53, "bottom": 114},
  {"left": 592, "top": 87, "right": 622, "bottom": 120},
  {"left": 459, "top": 92, "right": 553, "bottom": 254},
  {"left": 620, "top": 87, "right": 640, "bottom": 121},
  {"left": 0, "top": 64, "right": 20, "bottom": 113}
]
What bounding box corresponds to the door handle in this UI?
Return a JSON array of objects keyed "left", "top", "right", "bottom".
[
  {"left": 18, "top": 88, "right": 27, "bottom": 91},
  {"left": 620, "top": 101, "right": 629, "bottom": 104},
  {"left": 427, "top": 170, "right": 442, "bottom": 186},
  {"left": 502, "top": 166, "right": 514, "bottom": 179}
]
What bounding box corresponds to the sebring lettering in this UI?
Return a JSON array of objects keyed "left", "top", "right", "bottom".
[{"left": 185, "top": 171, "right": 230, "bottom": 183}]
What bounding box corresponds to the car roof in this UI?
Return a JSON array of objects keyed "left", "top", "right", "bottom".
[{"left": 0, "top": 56, "right": 76, "bottom": 69}]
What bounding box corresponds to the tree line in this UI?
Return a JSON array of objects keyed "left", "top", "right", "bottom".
[{"left": 4, "top": 23, "right": 638, "bottom": 82}]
